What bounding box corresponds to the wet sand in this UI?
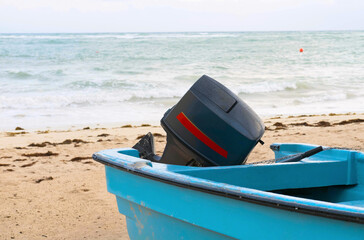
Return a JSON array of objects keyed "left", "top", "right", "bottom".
[{"left": 1, "top": 113, "right": 364, "bottom": 239}]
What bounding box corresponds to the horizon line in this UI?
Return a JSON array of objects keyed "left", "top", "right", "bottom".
[{"left": 1, "top": 29, "right": 364, "bottom": 34}]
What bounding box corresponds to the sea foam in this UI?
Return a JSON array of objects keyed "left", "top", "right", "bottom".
[{"left": 0, "top": 31, "right": 363, "bottom": 130}]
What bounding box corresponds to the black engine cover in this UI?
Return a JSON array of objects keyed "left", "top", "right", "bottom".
[{"left": 158, "top": 75, "right": 265, "bottom": 166}]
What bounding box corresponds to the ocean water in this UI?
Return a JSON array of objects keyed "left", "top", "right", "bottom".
[{"left": 0, "top": 31, "right": 363, "bottom": 130}]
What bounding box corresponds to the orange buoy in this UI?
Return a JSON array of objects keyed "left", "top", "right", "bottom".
[{"left": 299, "top": 48, "right": 303, "bottom": 53}]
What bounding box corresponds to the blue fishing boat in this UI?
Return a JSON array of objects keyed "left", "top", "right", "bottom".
[
  {"left": 93, "top": 144, "right": 364, "bottom": 239},
  {"left": 93, "top": 76, "right": 364, "bottom": 239}
]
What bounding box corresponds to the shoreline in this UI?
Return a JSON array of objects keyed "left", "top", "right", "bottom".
[
  {"left": 3, "top": 111, "right": 363, "bottom": 134},
  {"left": 1, "top": 113, "right": 364, "bottom": 239}
]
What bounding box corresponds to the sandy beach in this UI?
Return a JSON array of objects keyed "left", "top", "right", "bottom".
[{"left": 1, "top": 113, "right": 364, "bottom": 239}]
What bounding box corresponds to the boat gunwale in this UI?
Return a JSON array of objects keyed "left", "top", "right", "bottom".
[{"left": 92, "top": 149, "right": 364, "bottom": 224}]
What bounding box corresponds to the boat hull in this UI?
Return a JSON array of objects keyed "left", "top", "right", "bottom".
[{"left": 105, "top": 165, "right": 364, "bottom": 240}]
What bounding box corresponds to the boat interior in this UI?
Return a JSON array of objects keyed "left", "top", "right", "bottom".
[{"left": 157, "top": 144, "right": 364, "bottom": 208}]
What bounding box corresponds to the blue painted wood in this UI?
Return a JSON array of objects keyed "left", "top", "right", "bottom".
[
  {"left": 93, "top": 144, "right": 364, "bottom": 239},
  {"left": 174, "top": 160, "right": 353, "bottom": 191}
]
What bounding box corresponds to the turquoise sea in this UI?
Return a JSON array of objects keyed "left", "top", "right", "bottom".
[{"left": 0, "top": 31, "right": 363, "bottom": 130}]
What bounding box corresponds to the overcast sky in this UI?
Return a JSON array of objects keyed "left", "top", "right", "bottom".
[{"left": 0, "top": 0, "right": 363, "bottom": 33}]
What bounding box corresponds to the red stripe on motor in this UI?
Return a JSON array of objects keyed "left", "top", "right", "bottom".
[{"left": 176, "top": 112, "right": 228, "bottom": 158}]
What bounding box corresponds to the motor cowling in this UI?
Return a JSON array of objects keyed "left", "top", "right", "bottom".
[{"left": 133, "top": 75, "right": 265, "bottom": 166}]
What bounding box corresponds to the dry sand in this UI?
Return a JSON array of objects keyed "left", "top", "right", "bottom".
[{"left": 1, "top": 113, "right": 364, "bottom": 239}]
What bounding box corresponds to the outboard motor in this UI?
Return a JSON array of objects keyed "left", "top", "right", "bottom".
[{"left": 133, "top": 75, "right": 265, "bottom": 166}]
